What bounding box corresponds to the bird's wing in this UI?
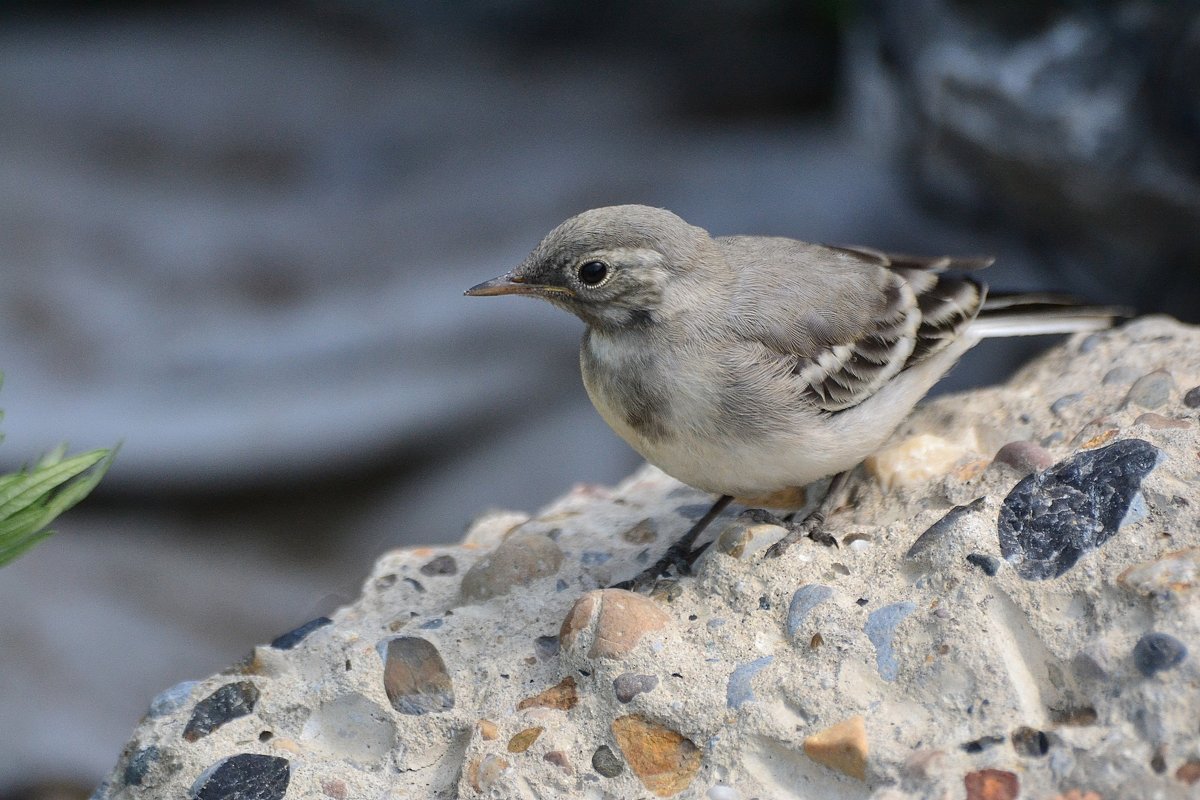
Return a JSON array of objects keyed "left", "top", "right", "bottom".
[{"left": 719, "top": 236, "right": 988, "bottom": 412}]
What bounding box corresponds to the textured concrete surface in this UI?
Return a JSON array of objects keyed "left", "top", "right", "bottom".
[{"left": 95, "top": 320, "right": 1200, "bottom": 798}]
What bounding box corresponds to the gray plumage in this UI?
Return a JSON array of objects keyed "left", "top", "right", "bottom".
[{"left": 466, "top": 205, "right": 1119, "bottom": 500}]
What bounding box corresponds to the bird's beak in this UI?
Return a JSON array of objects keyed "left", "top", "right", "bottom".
[
  {"left": 464, "top": 273, "right": 529, "bottom": 297},
  {"left": 464, "top": 273, "right": 573, "bottom": 298}
]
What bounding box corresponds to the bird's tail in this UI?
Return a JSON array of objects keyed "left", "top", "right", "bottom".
[{"left": 968, "top": 291, "right": 1132, "bottom": 339}]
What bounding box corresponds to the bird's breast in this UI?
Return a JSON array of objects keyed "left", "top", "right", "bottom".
[
  {"left": 579, "top": 330, "right": 674, "bottom": 448},
  {"left": 578, "top": 329, "right": 869, "bottom": 496}
]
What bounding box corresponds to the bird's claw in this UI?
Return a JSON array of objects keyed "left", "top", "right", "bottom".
[
  {"left": 807, "top": 527, "right": 839, "bottom": 548},
  {"left": 764, "top": 516, "right": 838, "bottom": 558}
]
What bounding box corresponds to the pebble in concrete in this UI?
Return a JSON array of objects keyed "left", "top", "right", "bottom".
[
  {"left": 379, "top": 636, "right": 454, "bottom": 714},
  {"left": 802, "top": 716, "right": 867, "bottom": 780},
  {"left": 460, "top": 531, "right": 563, "bottom": 602},
  {"left": 866, "top": 602, "right": 916, "bottom": 682},
  {"left": 1132, "top": 632, "right": 1188, "bottom": 677},
  {"left": 726, "top": 656, "right": 773, "bottom": 710},
  {"left": 189, "top": 754, "right": 289, "bottom": 800},
  {"left": 998, "top": 439, "right": 1161, "bottom": 580},
  {"left": 559, "top": 589, "right": 671, "bottom": 661},
  {"left": 611, "top": 714, "right": 701, "bottom": 797},
  {"left": 785, "top": 584, "right": 833, "bottom": 639},
  {"left": 183, "top": 682, "right": 260, "bottom": 743},
  {"left": 268, "top": 617, "right": 331, "bottom": 650},
  {"left": 613, "top": 673, "right": 658, "bottom": 703}
]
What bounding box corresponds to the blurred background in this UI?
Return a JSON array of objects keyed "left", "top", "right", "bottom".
[{"left": 1, "top": 0, "right": 1197, "bottom": 795}]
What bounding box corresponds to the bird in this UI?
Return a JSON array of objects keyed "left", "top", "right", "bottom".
[{"left": 466, "top": 205, "right": 1121, "bottom": 590}]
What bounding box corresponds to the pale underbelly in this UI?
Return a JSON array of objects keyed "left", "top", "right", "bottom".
[{"left": 630, "top": 427, "right": 867, "bottom": 497}]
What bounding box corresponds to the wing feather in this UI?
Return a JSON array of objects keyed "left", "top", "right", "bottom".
[{"left": 723, "top": 237, "right": 988, "bottom": 413}]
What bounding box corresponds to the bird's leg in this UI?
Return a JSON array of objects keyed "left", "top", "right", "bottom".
[
  {"left": 765, "top": 471, "right": 852, "bottom": 557},
  {"left": 612, "top": 494, "right": 733, "bottom": 591},
  {"left": 683, "top": 506, "right": 786, "bottom": 569}
]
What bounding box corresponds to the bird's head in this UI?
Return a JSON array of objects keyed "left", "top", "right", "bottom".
[{"left": 465, "top": 205, "right": 709, "bottom": 330}]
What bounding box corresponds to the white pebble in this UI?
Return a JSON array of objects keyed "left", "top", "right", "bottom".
[{"left": 707, "top": 785, "right": 740, "bottom": 800}]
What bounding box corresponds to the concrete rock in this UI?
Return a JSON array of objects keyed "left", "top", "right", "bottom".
[{"left": 98, "top": 318, "right": 1200, "bottom": 799}]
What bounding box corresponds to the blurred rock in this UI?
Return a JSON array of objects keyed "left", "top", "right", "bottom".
[{"left": 852, "top": 0, "right": 1200, "bottom": 322}]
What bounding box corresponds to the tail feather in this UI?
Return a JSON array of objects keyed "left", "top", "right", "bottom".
[{"left": 971, "top": 292, "right": 1131, "bottom": 339}]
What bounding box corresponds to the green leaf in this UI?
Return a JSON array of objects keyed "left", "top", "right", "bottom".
[
  {"left": 0, "top": 449, "right": 111, "bottom": 518},
  {"left": 0, "top": 446, "right": 115, "bottom": 567}
]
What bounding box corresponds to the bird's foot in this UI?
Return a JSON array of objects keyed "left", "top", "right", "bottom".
[
  {"left": 610, "top": 541, "right": 699, "bottom": 593},
  {"left": 764, "top": 513, "right": 838, "bottom": 558},
  {"left": 611, "top": 494, "right": 733, "bottom": 593}
]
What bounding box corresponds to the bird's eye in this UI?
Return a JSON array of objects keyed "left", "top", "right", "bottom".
[{"left": 577, "top": 260, "right": 609, "bottom": 286}]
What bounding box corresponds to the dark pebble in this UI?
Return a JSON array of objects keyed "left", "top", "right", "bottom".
[
  {"left": 419, "top": 555, "right": 457, "bottom": 576},
  {"left": 402, "top": 577, "right": 425, "bottom": 593},
  {"left": 591, "top": 745, "right": 624, "bottom": 777},
  {"left": 613, "top": 673, "right": 658, "bottom": 703},
  {"left": 380, "top": 636, "right": 454, "bottom": 714},
  {"left": 1079, "top": 334, "right": 1103, "bottom": 353},
  {"left": 966, "top": 553, "right": 1001, "bottom": 576},
  {"left": 961, "top": 735, "right": 1005, "bottom": 753},
  {"left": 581, "top": 551, "right": 612, "bottom": 565},
  {"left": 269, "top": 617, "right": 331, "bottom": 650},
  {"left": 418, "top": 618, "right": 443, "bottom": 630},
  {"left": 998, "top": 439, "right": 1161, "bottom": 580},
  {"left": 1011, "top": 726, "right": 1050, "bottom": 757},
  {"left": 1184, "top": 386, "right": 1200, "bottom": 408},
  {"left": 184, "top": 682, "right": 260, "bottom": 742},
  {"left": 534, "top": 635, "right": 560, "bottom": 659},
  {"left": 1133, "top": 632, "right": 1188, "bottom": 677},
  {"left": 906, "top": 497, "right": 986, "bottom": 560},
  {"left": 123, "top": 746, "right": 160, "bottom": 786},
  {"left": 190, "top": 754, "right": 290, "bottom": 800}
]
